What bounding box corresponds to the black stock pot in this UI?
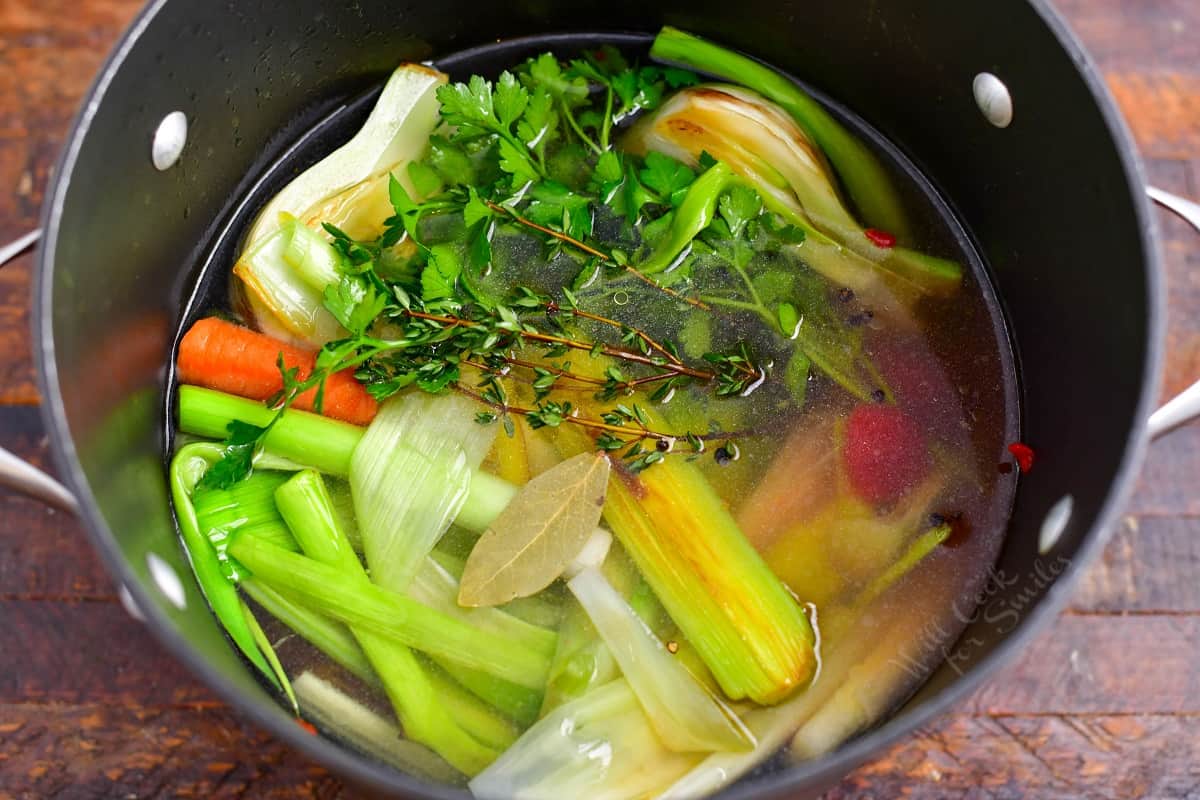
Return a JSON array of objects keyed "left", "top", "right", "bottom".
[{"left": 3, "top": 1, "right": 1197, "bottom": 797}]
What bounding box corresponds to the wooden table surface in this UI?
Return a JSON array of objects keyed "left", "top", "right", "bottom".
[{"left": 2, "top": 1, "right": 1198, "bottom": 797}]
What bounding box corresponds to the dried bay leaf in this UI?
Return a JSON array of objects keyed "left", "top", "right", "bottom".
[{"left": 459, "top": 452, "right": 611, "bottom": 607}]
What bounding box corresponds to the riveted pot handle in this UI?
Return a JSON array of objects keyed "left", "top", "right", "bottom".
[
  {"left": 1146, "top": 188, "right": 1200, "bottom": 440},
  {"left": 0, "top": 230, "right": 78, "bottom": 514}
]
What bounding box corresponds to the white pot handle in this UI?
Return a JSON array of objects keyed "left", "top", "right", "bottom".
[
  {"left": 1146, "top": 188, "right": 1200, "bottom": 440},
  {"left": 0, "top": 229, "right": 78, "bottom": 513}
]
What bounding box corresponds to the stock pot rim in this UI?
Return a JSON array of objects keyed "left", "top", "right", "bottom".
[{"left": 32, "top": 0, "right": 1163, "bottom": 796}]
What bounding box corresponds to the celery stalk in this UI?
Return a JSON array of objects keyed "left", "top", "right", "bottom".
[
  {"left": 228, "top": 534, "right": 552, "bottom": 689},
  {"left": 178, "top": 387, "right": 518, "bottom": 523},
  {"left": 281, "top": 215, "right": 342, "bottom": 292},
  {"left": 638, "top": 162, "right": 735, "bottom": 274},
  {"left": 274, "top": 470, "right": 511, "bottom": 771},
  {"left": 242, "top": 580, "right": 377, "bottom": 683},
  {"left": 247, "top": 581, "right": 522, "bottom": 752},
  {"left": 437, "top": 662, "right": 544, "bottom": 728},
  {"left": 179, "top": 386, "right": 361, "bottom": 476}
]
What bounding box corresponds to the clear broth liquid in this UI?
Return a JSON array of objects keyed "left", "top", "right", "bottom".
[{"left": 169, "top": 32, "right": 1018, "bottom": 796}]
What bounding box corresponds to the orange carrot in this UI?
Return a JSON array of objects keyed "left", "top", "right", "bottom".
[{"left": 177, "top": 317, "right": 378, "bottom": 425}]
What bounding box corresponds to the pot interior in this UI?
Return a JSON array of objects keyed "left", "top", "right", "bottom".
[{"left": 38, "top": 1, "right": 1156, "bottom": 797}]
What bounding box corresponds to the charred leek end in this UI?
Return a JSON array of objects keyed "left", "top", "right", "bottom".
[
  {"left": 649, "top": 26, "right": 911, "bottom": 241},
  {"left": 624, "top": 84, "right": 962, "bottom": 296},
  {"left": 232, "top": 226, "right": 345, "bottom": 346},
  {"left": 603, "top": 456, "right": 817, "bottom": 705},
  {"left": 246, "top": 64, "right": 447, "bottom": 246},
  {"left": 625, "top": 85, "right": 851, "bottom": 239}
]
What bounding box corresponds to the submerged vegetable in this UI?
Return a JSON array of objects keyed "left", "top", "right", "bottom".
[
  {"left": 598, "top": 451, "right": 817, "bottom": 705},
  {"left": 275, "top": 469, "right": 505, "bottom": 774},
  {"left": 168, "top": 29, "right": 1017, "bottom": 800},
  {"left": 568, "top": 566, "right": 755, "bottom": 753},
  {"left": 470, "top": 680, "right": 700, "bottom": 800},
  {"left": 228, "top": 534, "right": 554, "bottom": 688}
]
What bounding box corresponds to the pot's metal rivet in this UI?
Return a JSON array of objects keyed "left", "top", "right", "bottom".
[
  {"left": 973, "top": 73, "right": 1013, "bottom": 129},
  {"left": 147, "top": 552, "right": 188, "bottom": 610},
  {"left": 118, "top": 584, "right": 146, "bottom": 622},
  {"left": 152, "top": 110, "right": 189, "bottom": 171},
  {"left": 1039, "top": 494, "right": 1073, "bottom": 554}
]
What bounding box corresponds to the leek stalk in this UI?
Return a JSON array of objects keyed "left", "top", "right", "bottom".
[
  {"left": 350, "top": 393, "right": 495, "bottom": 593},
  {"left": 192, "top": 470, "right": 297, "bottom": 579}
]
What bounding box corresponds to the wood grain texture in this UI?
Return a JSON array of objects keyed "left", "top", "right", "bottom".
[{"left": 0, "top": 0, "right": 1197, "bottom": 798}]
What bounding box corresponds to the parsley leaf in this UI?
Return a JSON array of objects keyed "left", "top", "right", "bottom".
[
  {"left": 421, "top": 244, "right": 463, "bottom": 301},
  {"left": 324, "top": 275, "right": 388, "bottom": 336},
  {"left": 436, "top": 74, "right": 496, "bottom": 131},
  {"left": 516, "top": 88, "right": 559, "bottom": 156},
  {"left": 426, "top": 135, "right": 475, "bottom": 186},
  {"left": 640, "top": 151, "right": 695, "bottom": 204},
  {"left": 463, "top": 186, "right": 494, "bottom": 228},
  {"left": 527, "top": 53, "right": 589, "bottom": 105},
  {"left": 196, "top": 420, "right": 267, "bottom": 492},
  {"left": 718, "top": 184, "right": 763, "bottom": 238},
  {"left": 494, "top": 71, "right": 530, "bottom": 129},
  {"left": 497, "top": 137, "right": 539, "bottom": 185}
]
